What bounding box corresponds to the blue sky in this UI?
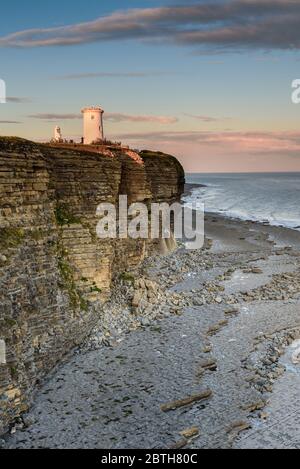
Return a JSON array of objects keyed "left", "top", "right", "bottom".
[{"left": 1, "top": 0, "right": 300, "bottom": 172}]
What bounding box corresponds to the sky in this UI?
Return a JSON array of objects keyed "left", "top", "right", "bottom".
[{"left": 0, "top": 0, "right": 300, "bottom": 172}]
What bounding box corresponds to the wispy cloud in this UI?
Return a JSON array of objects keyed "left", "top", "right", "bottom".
[
  {"left": 1, "top": 1, "right": 300, "bottom": 52},
  {"left": 184, "top": 113, "right": 231, "bottom": 122},
  {"left": 28, "top": 112, "right": 178, "bottom": 124},
  {"left": 28, "top": 113, "right": 80, "bottom": 120},
  {"left": 0, "top": 120, "right": 22, "bottom": 124},
  {"left": 7, "top": 96, "right": 31, "bottom": 103},
  {"left": 106, "top": 113, "right": 178, "bottom": 124},
  {"left": 118, "top": 129, "right": 300, "bottom": 156},
  {"left": 54, "top": 71, "right": 172, "bottom": 80}
]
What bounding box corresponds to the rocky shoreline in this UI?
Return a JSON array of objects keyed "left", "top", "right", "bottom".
[
  {"left": 2, "top": 210, "right": 300, "bottom": 449},
  {"left": 0, "top": 138, "right": 185, "bottom": 435}
]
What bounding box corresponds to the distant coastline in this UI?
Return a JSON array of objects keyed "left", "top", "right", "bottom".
[{"left": 184, "top": 182, "right": 207, "bottom": 198}]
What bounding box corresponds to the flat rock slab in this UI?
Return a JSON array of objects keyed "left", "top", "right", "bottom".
[
  {"left": 223, "top": 255, "right": 297, "bottom": 295},
  {"left": 234, "top": 341, "right": 300, "bottom": 449},
  {"left": 170, "top": 267, "right": 227, "bottom": 293}
]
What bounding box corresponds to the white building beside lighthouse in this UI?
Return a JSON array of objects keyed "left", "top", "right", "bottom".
[
  {"left": 81, "top": 106, "right": 104, "bottom": 144},
  {"left": 54, "top": 125, "right": 62, "bottom": 142}
]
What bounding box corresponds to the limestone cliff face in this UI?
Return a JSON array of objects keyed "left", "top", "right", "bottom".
[{"left": 0, "top": 138, "right": 184, "bottom": 434}]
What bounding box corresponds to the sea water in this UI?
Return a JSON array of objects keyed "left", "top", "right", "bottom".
[{"left": 184, "top": 172, "right": 300, "bottom": 230}]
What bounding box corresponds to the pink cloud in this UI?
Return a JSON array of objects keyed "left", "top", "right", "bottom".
[{"left": 114, "top": 130, "right": 300, "bottom": 172}]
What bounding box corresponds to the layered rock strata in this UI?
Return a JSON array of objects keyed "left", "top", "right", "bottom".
[{"left": 0, "top": 138, "right": 184, "bottom": 434}]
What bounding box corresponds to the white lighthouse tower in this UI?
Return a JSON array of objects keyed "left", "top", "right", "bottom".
[
  {"left": 54, "top": 126, "right": 62, "bottom": 142},
  {"left": 81, "top": 106, "right": 104, "bottom": 145}
]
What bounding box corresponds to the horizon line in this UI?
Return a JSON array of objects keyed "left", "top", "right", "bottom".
[{"left": 186, "top": 171, "right": 300, "bottom": 174}]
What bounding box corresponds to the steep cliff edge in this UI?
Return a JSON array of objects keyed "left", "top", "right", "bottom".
[{"left": 0, "top": 138, "right": 184, "bottom": 434}]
